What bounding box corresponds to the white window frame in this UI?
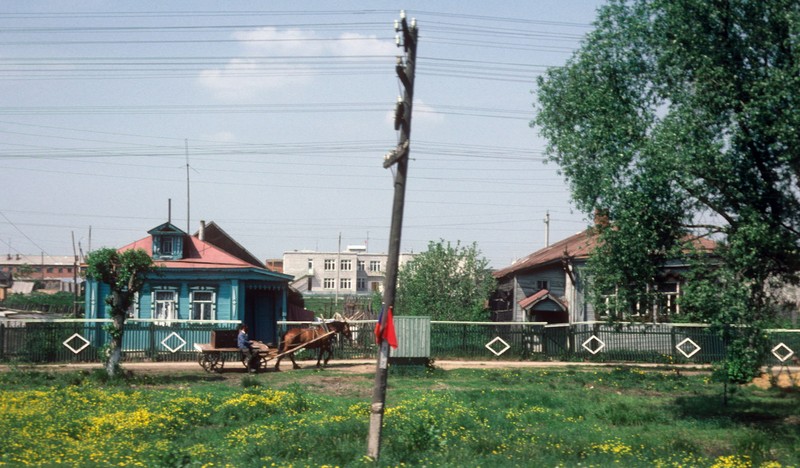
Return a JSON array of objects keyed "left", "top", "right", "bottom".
[
  {"left": 153, "top": 288, "right": 178, "bottom": 324},
  {"left": 357, "top": 260, "right": 365, "bottom": 271},
  {"left": 340, "top": 259, "right": 352, "bottom": 271},
  {"left": 357, "top": 277, "right": 366, "bottom": 290},
  {"left": 340, "top": 278, "right": 352, "bottom": 290},
  {"left": 323, "top": 277, "right": 335, "bottom": 289},
  {"left": 369, "top": 260, "right": 381, "bottom": 272},
  {"left": 190, "top": 287, "right": 216, "bottom": 321},
  {"left": 324, "top": 259, "right": 336, "bottom": 271}
]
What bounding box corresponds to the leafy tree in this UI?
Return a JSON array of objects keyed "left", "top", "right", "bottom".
[
  {"left": 85, "top": 248, "right": 156, "bottom": 377},
  {"left": 396, "top": 240, "right": 495, "bottom": 321},
  {"left": 534, "top": 0, "right": 800, "bottom": 383}
]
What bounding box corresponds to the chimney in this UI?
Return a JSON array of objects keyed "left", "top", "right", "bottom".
[{"left": 199, "top": 220, "right": 206, "bottom": 241}]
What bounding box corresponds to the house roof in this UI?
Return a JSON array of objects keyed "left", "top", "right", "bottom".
[
  {"left": 494, "top": 229, "right": 596, "bottom": 279},
  {"left": 119, "top": 235, "right": 258, "bottom": 269},
  {"left": 518, "top": 289, "right": 567, "bottom": 311},
  {"left": 194, "top": 221, "right": 265, "bottom": 268},
  {"left": 494, "top": 228, "right": 717, "bottom": 280}
]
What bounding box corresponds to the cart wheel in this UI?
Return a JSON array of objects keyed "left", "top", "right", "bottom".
[
  {"left": 199, "top": 352, "right": 224, "bottom": 373},
  {"left": 241, "top": 352, "right": 262, "bottom": 371}
]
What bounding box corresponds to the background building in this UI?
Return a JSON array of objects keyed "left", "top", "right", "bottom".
[{"left": 283, "top": 246, "right": 416, "bottom": 297}]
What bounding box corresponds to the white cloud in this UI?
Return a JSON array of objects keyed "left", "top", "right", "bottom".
[{"left": 198, "top": 28, "right": 394, "bottom": 100}]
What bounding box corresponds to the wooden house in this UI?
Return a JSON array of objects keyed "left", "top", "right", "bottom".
[
  {"left": 84, "top": 221, "right": 292, "bottom": 343},
  {"left": 492, "top": 229, "right": 715, "bottom": 324}
]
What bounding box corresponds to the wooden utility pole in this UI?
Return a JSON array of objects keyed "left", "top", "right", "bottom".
[{"left": 367, "top": 10, "right": 418, "bottom": 460}]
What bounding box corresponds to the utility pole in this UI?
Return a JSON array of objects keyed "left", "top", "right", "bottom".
[
  {"left": 367, "top": 10, "right": 417, "bottom": 461},
  {"left": 544, "top": 211, "right": 550, "bottom": 247},
  {"left": 72, "top": 231, "right": 79, "bottom": 317}
]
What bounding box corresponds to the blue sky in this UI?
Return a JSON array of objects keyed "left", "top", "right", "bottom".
[{"left": 0, "top": 1, "right": 604, "bottom": 268}]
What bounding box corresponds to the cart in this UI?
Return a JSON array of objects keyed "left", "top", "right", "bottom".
[
  {"left": 193, "top": 341, "right": 276, "bottom": 372},
  {"left": 194, "top": 329, "right": 336, "bottom": 373}
]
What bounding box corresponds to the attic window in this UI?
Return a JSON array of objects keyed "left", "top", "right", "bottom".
[
  {"left": 536, "top": 280, "right": 549, "bottom": 291},
  {"left": 161, "top": 237, "right": 174, "bottom": 256}
]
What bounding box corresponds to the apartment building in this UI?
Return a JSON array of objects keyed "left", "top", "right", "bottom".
[{"left": 283, "top": 246, "right": 415, "bottom": 296}]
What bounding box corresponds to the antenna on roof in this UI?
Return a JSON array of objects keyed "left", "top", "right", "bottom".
[
  {"left": 168, "top": 198, "right": 172, "bottom": 224},
  {"left": 186, "top": 139, "right": 191, "bottom": 234}
]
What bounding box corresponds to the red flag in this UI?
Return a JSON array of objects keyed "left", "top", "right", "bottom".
[{"left": 374, "top": 306, "right": 398, "bottom": 349}]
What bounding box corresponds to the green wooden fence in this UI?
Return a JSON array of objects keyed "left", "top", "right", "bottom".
[{"left": 1, "top": 318, "right": 798, "bottom": 367}]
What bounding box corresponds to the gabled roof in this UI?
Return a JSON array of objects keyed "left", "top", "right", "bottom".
[
  {"left": 119, "top": 235, "right": 257, "bottom": 269},
  {"left": 518, "top": 289, "right": 567, "bottom": 311},
  {"left": 494, "top": 229, "right": 596, "bottom": 279},
  {"left": 194, "top": 221, "right": 264, "bottom": 268},
  {"left": 494, "top": 228, "right": 717, "bottom": 280},
  {"left": 147, "top": 222, "right": 185, "bottom": 236}
]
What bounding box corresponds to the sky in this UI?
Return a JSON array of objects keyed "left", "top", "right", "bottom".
[{"left": 0, "top": 1, "right": 606, "bottom": 269}]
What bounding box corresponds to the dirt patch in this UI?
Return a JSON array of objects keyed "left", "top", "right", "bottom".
[{"left": 750, "top": 371, "right": 800, "bottom": 390}]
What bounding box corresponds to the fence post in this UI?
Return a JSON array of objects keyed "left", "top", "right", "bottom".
[
  {"left": 0, "top": 321, "right": 4, "bottom": 360},
  {"left": 670, "top": 325, "right": 677, "bottom": 362},
  {"left": 149, "top": 321, "right": 157, "bottom": 360}
]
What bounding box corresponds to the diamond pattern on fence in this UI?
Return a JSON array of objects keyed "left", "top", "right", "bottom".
[
  {"left": 485, "top": 336, "right": 511, "bottom": 356},
  {"left": 676, "top": 337, "right": 701, "bottom": 359},
  {"left": 62, "top": 333, "right": 90, "bottom": 354},
  {"left": 161, "top": 332, "right": 187, "bottom": 353},
  {"left": 581, "top": 335, "right": 605, "bottom": 355},
  {"left": 771, "top": 343, "right": 795, "bottom": 363}
]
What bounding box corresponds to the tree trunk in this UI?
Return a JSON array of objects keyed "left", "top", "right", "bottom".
[{"left": 106, "top": 302, "right": 126, "bottom": 377}]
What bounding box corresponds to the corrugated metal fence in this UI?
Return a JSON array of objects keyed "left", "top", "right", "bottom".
[{"left": 1, "top": 318, "right": 798, "bottom": 366}]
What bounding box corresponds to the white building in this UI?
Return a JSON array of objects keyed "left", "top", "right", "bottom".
[{"left": 283, "top": 246, "right": 416, "bottom": 296}]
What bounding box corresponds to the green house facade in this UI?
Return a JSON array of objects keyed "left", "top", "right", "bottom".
[{"left": 85, "top": 221, "right": 292, "bottom": 343}]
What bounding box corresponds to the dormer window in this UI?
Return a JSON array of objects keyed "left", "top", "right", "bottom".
[
  {"left": 161, "top": 237, "right": 174, "bottom": 256},
  {"left": 148, "top": 222, "right": 186, "bottom": 260}
]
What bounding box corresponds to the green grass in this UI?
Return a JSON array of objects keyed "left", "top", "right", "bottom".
[{"left": 0, "top": 365, "right": 797, "bottom": 467}]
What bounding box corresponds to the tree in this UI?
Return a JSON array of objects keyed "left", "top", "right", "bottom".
[
  {"left": 396, "top": 240, "right": 495, "bottom": 321},
  {"left": 534, "top": 0, "right": 800, "bottom": 383},
  {"left": 85, "top": 248, "right": 157, "bottom": 377}
]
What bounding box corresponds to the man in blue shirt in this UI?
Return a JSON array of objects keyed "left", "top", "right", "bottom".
[{"left": 238, "top": 323, "right": 257, "bottom": 373}]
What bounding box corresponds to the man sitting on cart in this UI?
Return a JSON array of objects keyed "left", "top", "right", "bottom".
[{"left": 237, "top": 323, "right": 258, "bottom": 373}]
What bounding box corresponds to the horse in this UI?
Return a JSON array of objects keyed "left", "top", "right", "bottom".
[{"left": 274, "top": 320, "right": 352, "bottom": 371}]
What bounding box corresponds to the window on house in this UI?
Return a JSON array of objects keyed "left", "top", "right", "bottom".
[
  {"left": 126, "top": 292, "right": 140, "bottom": 319},
  {"left": 357, "top": 260, "right": 365, "bottom": 271},
  {"left": 340, "top": 278, "right": 352, "bottom": 289},
  {"left": 161, "top": 237, "right": 174, "bottom": 256},
  {"left": 323, "top": 278, "right": 335, "bottom": 289},
  {"left": 536, "top": 280, "right": 549, "bottom": 291},
  {"left": 154, "top": 290, "right": 177, "bottom": 322},
  {"left": 369, "top": 260, "right": 381, "bottom": 272},
  {"left": 190, "top": 290, "right": 215, "bottom": 321},
  {"left": 340, "top": 259, "right": 352, "bottom": 271},
  {"left": 357, "top": 277, "right": 366, "bottom": 290},
  {"left": 371, "top": 281, "right": 382, "bottom": 292},
  {"left": 307, "top": 259, "right": 313, "bottom": 271},
  {"left": 324, "top": 259, "right": 336, "bottom": 271},
  {"left": 658, "top": 283, "right": 680, "bottom": 316}
]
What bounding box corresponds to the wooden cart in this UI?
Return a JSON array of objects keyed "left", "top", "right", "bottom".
[
  {"left": 193, "top": 341, "right": 276, "bottom": 372},
  {"left": 194, "top": 329, "right": 336, "bottom": 373}
]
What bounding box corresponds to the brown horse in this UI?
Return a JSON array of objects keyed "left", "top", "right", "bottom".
[{"left": 275, "top": 320, "right": 352, "bottom": 370}]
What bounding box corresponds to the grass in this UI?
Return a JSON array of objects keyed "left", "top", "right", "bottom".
[{"left": 0, "top": 365, "right": 797, "bottom": 467}]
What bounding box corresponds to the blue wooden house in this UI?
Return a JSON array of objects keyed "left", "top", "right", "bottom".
[{"left": 85, "top": 221, "right": 292, "bottom": 343}]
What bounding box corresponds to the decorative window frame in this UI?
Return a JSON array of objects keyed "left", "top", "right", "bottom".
[
  {"left": 189, "top": 286, "right": 217, "bottom": 321},
  {"left": 152, "top": 286, "right": 179, "bottom": 324}
]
